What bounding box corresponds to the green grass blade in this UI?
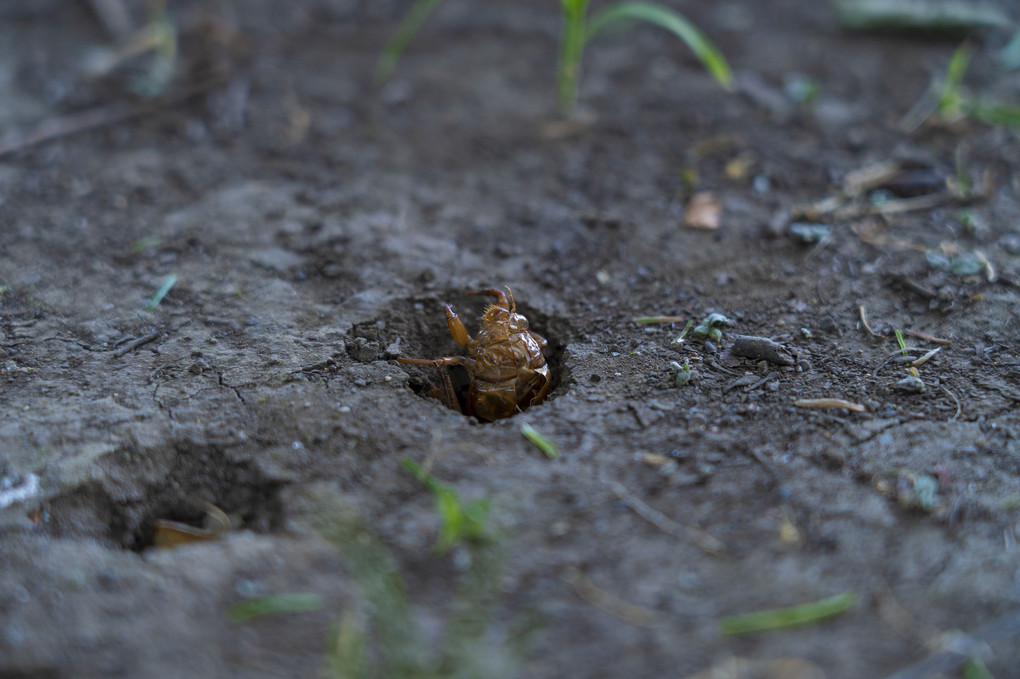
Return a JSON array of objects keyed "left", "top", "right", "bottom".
[
  {"left": 375, "top": 0, "right": 446, "bottom": 83},
  {"left": 963, "top": 656, "right": 995, "bottom": 679},
  {"left": 324, "top": 612, "right": 367, "bottom": 679},
  {"left": 401, "top": 457, "right": 444, "bottom": 494},
  {"left": 558, "top": 0, "right": 591, "bottom": 112},
  {"left": 939, "top": 42, "right": 971, "bottom": 114},
  {"left": 965, "top": 99, "right": 1020, "bottom": 128},
  {"left": 229, "top": 593, "right": 323, "bottom": 623},
  {"left": 587, "top": 1, "right": 732, "bottom": 89},
  {"left": 520, "top": 423, "right": 558, "bottom": 459},
  {"left": 719, "top": 591, "right": 857, "bottom": 635},
  {"left": 402, "top": 457, "right": 492, "bottom": 552},
  {"left": 145, "top": 273, "right": 177, "bottom": 310}
]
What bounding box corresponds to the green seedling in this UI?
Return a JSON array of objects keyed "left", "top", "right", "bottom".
[
  {"left": 132, "top": 236, "right": 163, "bottom": 253},
  {"left": 310, "top": 492, "right": 529, "bottom": 679},
  {"left": 957, "top": 210, "right": 985, "bottom": 233},
  {"left": 789, "top": 222, "right": 831, "bottom": 244},
  {"left": 949, "top": 252, "right": 985, "bottom": 276},
  {"left": 693, "top": 312, "right": 730, "bottom": 341},
  {"left": 668, "top": 360, "right": 692, "bottom": 387},
  {"left": 375, "top": 0, "right": 443, "bottom": 84},
  {"left": 559, "top": 1, "right": 732, "bottom": 111},
  {"left": 672, "top": 319, "right": 696, "bottom": 344},
  {"left": 938, "top": 42, "right": 1020, "bottom": 128},
  {"left": 145, "top": 273, "right": 177, "bottom": 310},
  {"left": 520, "top": 422, "right": 559, "bottom": 459},
  {"left": 783, "top": 72, "right": 820, "bottom": 104},
  {"left": 402, "top": 457, "right": 492, "bottom": 552},
  {"left": 229, "top": 593, "right": 323, "bottom": 623},
  {"left": 378, "top": 0, "right": 732, "bottom": 113},
  {"left": 894, "top": 329, "right": 908, "bottom": 356},
  {"left": 133, "top": 3, "right": 177, "bottom": 98},
  {"left": 963, "top": 656, "right": 994, "bottom": 679},
  {"left": 938, "top": 41, "right": 972, "bottom": 119},
  {"left": 719, "top": 591, "right": 858, "bottom": 635}
]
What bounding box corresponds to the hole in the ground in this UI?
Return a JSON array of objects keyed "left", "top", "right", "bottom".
[
  {"left": 389, "top": 290, "right": 572, "bottom": 421},
  {"left": 41, "top": 442, "right": 285, "bottom": 551}
]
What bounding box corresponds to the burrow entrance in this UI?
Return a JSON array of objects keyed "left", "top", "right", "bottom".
[
  {"left": 40, "top": 441, "right": 286, "bottom": 552},
  {"left": 361, "top": 292, "right": 572, "bottom": 421}
]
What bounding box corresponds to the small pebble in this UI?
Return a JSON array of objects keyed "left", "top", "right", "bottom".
[{"left": 893, "top": 375, "right": 925, "bottom": 393}]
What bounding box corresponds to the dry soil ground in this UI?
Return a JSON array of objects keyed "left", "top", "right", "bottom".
[{"left": 1, "top": 1, "right": 1020, "bottom": 677}]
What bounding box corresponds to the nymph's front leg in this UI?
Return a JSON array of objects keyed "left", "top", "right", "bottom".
[
  {"left": 445, "top": 305, "right": 471, "bottom": 347},
  {"left": 467, "top": 287, "right": 511, "bottom": 311},
  {"left": 397, "top": 355, "right": 476, "bottom": 370}
]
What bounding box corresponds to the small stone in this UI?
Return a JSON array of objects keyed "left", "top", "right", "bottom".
[{"left": 893, "top": 375, "right": 925, "bottom": 393}]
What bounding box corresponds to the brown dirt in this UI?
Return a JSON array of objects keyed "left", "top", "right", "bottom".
[{"left": 2, "top": 1, "right": 1019, "bottom": 677}]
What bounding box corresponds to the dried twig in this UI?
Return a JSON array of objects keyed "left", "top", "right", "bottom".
[
  {"left": 0, "top": 80, "right": 223, "bottom": 158},
  {"left": 859, "top": 305, "right": 879, "bottom": 337},
  {"left": 112, "top": 330, "right": 161, "bottom": 358},
  {"left": 941, "top": 385, "right": 962, "bottom": 422},
  {"left": 906, "top": 329, "right": 953, "bottom": 346},
  {"left": 604, "top": 479, "right": 726, "bottom": 555},
  {"left": 562, "top": 567, "right": 660, "bottom": 627}
]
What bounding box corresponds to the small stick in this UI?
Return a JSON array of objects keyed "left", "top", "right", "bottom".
[
  {"left": 794, "top": 398, "right": 867, "bottom": 413},
  {"left": 745, "top": 447, "right": 779, "bottom": 486},
  {"left": 112, "top": 330, "right": 161, "bottom": 357},
  {"left": 910, "top": 347, "right": 942, "bottom": 367},
  {"left": 906, "top": 329, "right": 952, "bottom": 346},
  {"left": 605, "top": 480, "right": 726, "bottom": 556},
  {"left": 941, "top": 385, "right": 962, "bottom": 422},
  {"left": 562, "top": 567, "right": 660, "bottom": 628},
  {"left": 0, "top": 103, "right": 136, "bottom": 157},
  {"left": 859, "top": 305, "right": 879, "bottom": 337},
  {"left": 871, "top": 193, "right": 959, "bottom": 216},
  {"left": 0, "top": 80, "right": 223, "bottom": 158}
]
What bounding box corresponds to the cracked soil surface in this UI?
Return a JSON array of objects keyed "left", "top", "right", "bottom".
[{"left": 1, "top": 1, "right": 1020, "bottom": 677}]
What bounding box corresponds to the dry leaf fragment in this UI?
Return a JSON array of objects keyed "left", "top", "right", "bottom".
[
  {"left": 725, "top": 151, "right": 756, "bottom": 180},
  {"left": 152, "top": 502, "right": 232, "bottom": 548},
  {"left": 684, "top": 191, "right": 722, "bottom": 230}
]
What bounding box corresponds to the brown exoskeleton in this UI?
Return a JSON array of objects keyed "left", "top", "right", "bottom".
[{"left": 398, "top": 287, "right": 551, "bottom": 421}]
